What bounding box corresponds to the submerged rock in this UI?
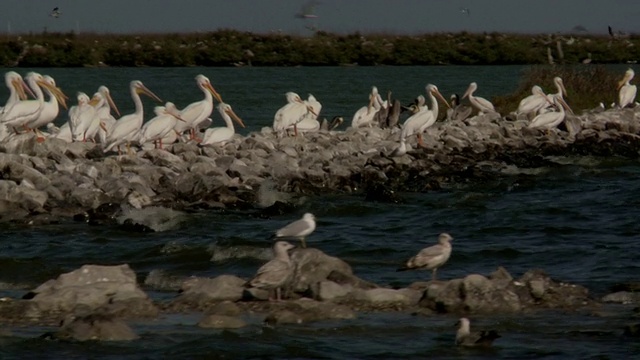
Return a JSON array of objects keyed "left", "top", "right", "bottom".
[{"left": 49, "top": 314, "right": 139, "bottom": 341}]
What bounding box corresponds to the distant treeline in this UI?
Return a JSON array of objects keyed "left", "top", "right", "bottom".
[{"left": 0, "top": 29, "right": 638, "bottom": 67}]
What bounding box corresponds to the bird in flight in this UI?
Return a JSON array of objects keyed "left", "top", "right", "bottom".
[
  {"left": 50, "top": 7, "right": 61, "bottom": 18},
  {"left": 295, "top": 1, "right": 320, "bottom": 19},
  {"left": 459, "top": 7, "right": 470, "bottom": 16}
]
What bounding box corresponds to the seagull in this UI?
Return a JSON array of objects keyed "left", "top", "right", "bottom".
[
  {"left": 456, "top": 318, "right": 501, "bottom": 347},
  {"left": 247, "top": 241, "right": 296, "bottom": 301},
  {"left": 274, "top": 213, "right": 316, "bottom": 248},
  {"left": 397, "top": 233, "right": 453, "bottom": 281},
  {"left": 459, "top": 7, "right": 470, "bottom": 16},
  {"left": 50, "top": 7, "right": 61, "bottom": 18}
]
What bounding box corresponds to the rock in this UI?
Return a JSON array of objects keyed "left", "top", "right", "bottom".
[
  {"left": 206, "top": 301, "right": 243, "bottom": 317},
  {"left": 352, "top": 288, "right": 422, "bottom": 306},
  {"left": 602, "top": 291, "right": 640, "bottom": 304},
  {"left": 25, "top": 264, "right": 157, "bottom": 318},
  {"left": 176, "top": 275, "right": 247, "bottom": 305},
  {"left": 51, "top": 314, "right": 138, "bottom": 341},
  {"left": 264, "top": 300, "right": 356, "bottom": 325},
  {"left": 290, "top": 248, "right": 365, "bottom": 294},
  {"left": 198, "top": 314, "right": 247, "bottom": 329},
  {"left": 314, "top": 281, "right": 353, "bottom": 301},
  {"left": 143, "top": 269, "right": 184, "bottom": 291},
  {"left": 610, "top": 282, "right": 640, "bottom": 293}
]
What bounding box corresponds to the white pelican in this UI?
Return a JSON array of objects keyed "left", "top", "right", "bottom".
[
  {"left": 68, "top": 92, "right": 96, "bottom": 142},
  {"left": 26, "top": 75, "right": 68, "bottom": 141},
  {"left": 351, "top": 86, "right": 384, "bottom": 128},
  {"left": 273, "top": 92, "right": 316, "bottom": 136},
  {"left": 91, "top": 87, "right": 119, "bottom": 145},
  {"left": 516, "top": 85, "right": 551, "bottom": 119},
  {"left": 174, "top": 74, "right": 222, "bottom": 141},
  {"left": 618, "top": 68, "right": 637, "bottom": 109},
  {"left": 85, "top": 87, "right": 120, "bottom": 143},
  {"left": 295, "top": 94, "right": 322, "bottom": 133},
  {"left": 138, "top": 102, "right": 185, "bottom": 149},
  {"left": 1, "top": 72, "right": 63, "bottom": 133},
  {"left": 528, "top": 95, "right": 572, "bottom": 130},
  {"left": 0, "top": 71, "right": 33, "bottom": 113},
  {"left": 103, "top": 80, "right": 162, "bottom": 154},
  {"left": 462, "top": 82, "right": 496, "bottom": 114},
  {"left": 200, "top": 102, "right": 245, "bottom": 146},
  {"left": 401, "top": 84, "right": 449, "bottom": 147}
]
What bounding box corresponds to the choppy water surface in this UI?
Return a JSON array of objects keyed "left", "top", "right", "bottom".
[{"left": 0, "top": 66, "right": 639, "bottom": 358}]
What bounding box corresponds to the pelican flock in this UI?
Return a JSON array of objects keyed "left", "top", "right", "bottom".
[{"left": 0, "top": 68, "right": 634, "bottom": 160}]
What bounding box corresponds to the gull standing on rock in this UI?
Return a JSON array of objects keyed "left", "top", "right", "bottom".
[
  {"left": 618, "top": 68, "right": 637, "bottom": 109},
  {"left": 397, "top": 233, "right": 453, "bottom": 281},
  {"left": 455, "top": 317, "right": 501, "bottom": 347},
  {"left": 462, "top": 82, "right": 496, "bottom": 115},
  {"left": 274, "top": 213, "right": 316, "bottom": 248},
  {"left": 247, "top": 241, "right": 296, "bottom": 301}
]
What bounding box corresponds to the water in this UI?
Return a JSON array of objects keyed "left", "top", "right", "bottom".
[{"left": 1, "top": 66, "right": 639, "bottom": 358}]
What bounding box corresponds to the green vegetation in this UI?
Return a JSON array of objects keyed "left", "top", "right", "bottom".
[
  {"left": 0, "top": 30, "right": 639, "bottom": 68},
  {"left": 493, "top": 65, "right": 621, "bottom": 114}
]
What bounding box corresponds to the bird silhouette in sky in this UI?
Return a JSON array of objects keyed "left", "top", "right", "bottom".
[
  {"left": 50, "top": 7, "right": 61, "bottom": 18},
  {"left": 459, "top": 7, "right": 470, "bottom": 16},
  {"left": 295, "top": 1, "right": 320, "bottom": 19}
]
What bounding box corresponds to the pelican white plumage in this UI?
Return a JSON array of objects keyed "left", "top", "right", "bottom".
[
  {"left": 462, "top": 82, "right": 496, "bottom": 114},
  {"left": 103, "top": 80, "right": 162, "bottom": 154},
  {"left": 138, "top": 102, "right": 185, "bottom": 149},
  {"left": 401, "top": 84, "right": 449, "bottom": 147},
  {"left": 25, "top": 75, "right": 68, "bottom": 140},
  {"left": 200, "top": 102, "right": 245, "bottom": 146},
  {"left": 68, "top": 92, "right": 96, "bottom": 142},
  {"left": 516, "top": 85, "right": 551, "bottom": 119},
  {"left": 539, "top": 77, "right": 571, "bottom": 115},
  {"left": 351, "top": 86, "right": 384, "bottom": 128},
  {"left": 295, "top": 94, "right": 322, "bottom": 133},
  {"left": 528, "top": 95, "right": 572, "bottom": 130},
  {"left": 174, "top": 74, "right": 222, "bottom": 141},
  {"left": 90, "top": 86, "right": 120, "bottom": 144},
  {"left": 0, "top": 71, "right": 33, "bottom": 114},
  {"left": 618, "top": 68, "right": 637, "bottom": 109},
  {"left": 1, "top": 72, "right": 64, "bottom": 133},
  {"left": 273, "top": 92, "right": 316, "bottom": 136}
]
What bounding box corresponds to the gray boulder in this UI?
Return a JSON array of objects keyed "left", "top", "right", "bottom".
[
  {"left": 173, "top": 275, "right": 247, "bottom": 308},
  {"left": 51, "top": 314, "right": 138, "bottom": 341},
  {"left": 198, "top": 314, "right": 247, "bottom": 329}
]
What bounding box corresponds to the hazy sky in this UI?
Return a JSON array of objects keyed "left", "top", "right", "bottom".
[{"left": 1, "top": 1, "right": 639, "bottom": 36}]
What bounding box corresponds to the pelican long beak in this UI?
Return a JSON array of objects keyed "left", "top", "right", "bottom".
[
  {"left": 14, "top": 78, "right": 35, "bottom": 100},
  {"left": 462, "top": 87, "right": 472, "bottom": 100},
  {"left": 136, "top": 84, "right": 163, "bottom": 103},
  {"left": 226, "top": 107, "right": 246, "bottom": 128},
  {"left": 366, "top": 94, "right": 375, "bottom": 115},
  {"left": 433, "top": 89, "right": 451, "bottom": 109},
  {"left": 560, "top": 82, "right": 568, "bottom": 98},
  {"left": 306, "top": 105, "right": 317, "bottom": 116},
  {"left": 558, "top": 97, "right": 574, "bottom": 115},
  {"left": 99, "top": 121, "right": 108, "bottom": 133},
  {"left": 204, "top": 82, "right": 223, "bottom": 103},
  {"left": 105, "top": 91, "right": 121, "bottom": 117},
  {"left": 38, "top": 80, "right": 68, "bottom": 109}
]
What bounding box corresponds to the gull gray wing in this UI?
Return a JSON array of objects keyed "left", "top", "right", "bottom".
[{"left": 276, "top": 219, "right": 311, "bottom": 237}]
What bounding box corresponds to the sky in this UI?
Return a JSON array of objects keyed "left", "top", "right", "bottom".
[{"left": 1, "top": 1, "right": 639, "bottom": 36}]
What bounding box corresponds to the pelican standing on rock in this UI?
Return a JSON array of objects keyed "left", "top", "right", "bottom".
[
  {"left": 25, "top": 75, "right": 68, "bottom": 140},
  {"left": 273, "top": 92, "right": 316, "bottom": 136},
  {"left": 91, "top": 86, "right": 120, "bottom": 145},
  {"left": 295, "top": 94, "right": 322, "bottom": 133},
  {"left": 138, "top": 102, "right": 186, "bottom": 149},
  {"left": 516, "top": 85, "right": 551, "bottom": 119},
  {"left": 103, "top": 80, "right": 162, "bottom": 154},
  {"left": 247, "top": 241, "right": 296, "bottom": 301},
  {"left": 397, "top": 233, "right": 453, "bottom": 281},
  {"left": 0, "top": 72, "right": 34, "bottom": 114},
  {"left": 200, "top": 102, "right": 245, "bottom": 146},
  {"left": 1, "top": 72, "right": 65, "bottom": 133},
  {"left": 351, "top": 86, "right": 384, "bottom": 128},
  {"left": 462, "top": 82, "right": 496, "bottom": 114},
  {"left": 400, "top": 84, "right": 449, "bottom": 148},
  {"left": 528, "top": 95, "right": 572, "bottom": 130},
  {"left": 274, "top": 213, "right": 316, "bottom": 248},
  {"left": 618, "top": 68, "right": 637, "bottom": 109},
  {"left": 174, "top": 74, "right": 223, "bottom": 141},
  {"left": 69, "top": 92, "right": 96, "bottom": 142},
  {"left": 456, "top": 318, "right": 501, "bottom": 347}
]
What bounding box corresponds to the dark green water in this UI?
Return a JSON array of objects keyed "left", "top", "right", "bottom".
[{"left": 0, "top": 66, "right": 639, "bottom": 358}]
